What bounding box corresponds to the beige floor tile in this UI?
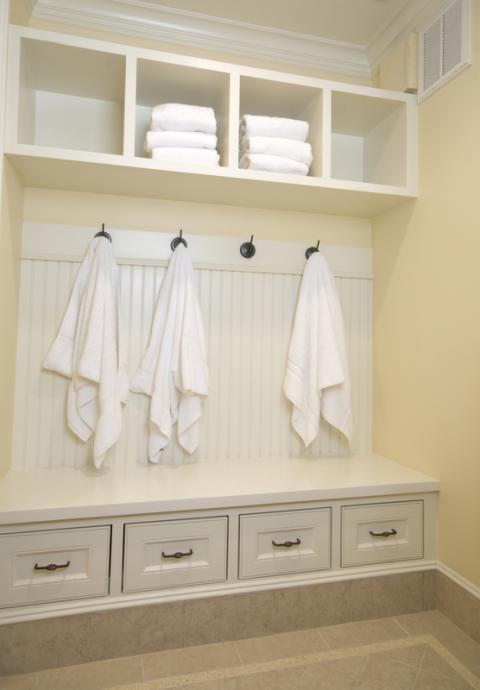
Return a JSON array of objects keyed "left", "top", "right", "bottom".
[
  {"left": 30, "top": 654, "right": 143, "bottom": 690},
  {"left": 413, "top": 668, "right": 473, "bottom": 690},
  {"left": 297, "top": 655, "right": 368, "bottom": 690},
  {"left": 422, "top": 647, "right": 469, "bottom": 681},
  {"left": 360, "top": 643, "right": 427, "bottom": 670},
  {"left": 319, "top": 616, "right": 407, "bottom": 650},
  {"left": 395, "top": 611, "right": 480, "bottom": 673},
  {"left": 234, "top": 627, "right": 327, "bottom": 664},
  {"left": 395, "top": 610, "right": 465, "bottom": 637},
  {"left": 141, "top": 641, "right": 241, "bottom": 682},
  {"left": 353, "top": 653, "right": 419, "bottom": 690}
]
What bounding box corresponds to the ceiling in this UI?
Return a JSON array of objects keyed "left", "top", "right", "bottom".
[{"left": 150, "top": 0, "right": 412, "bottom": 46}]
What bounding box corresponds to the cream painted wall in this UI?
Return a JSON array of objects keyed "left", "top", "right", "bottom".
[
  {"left": 24, "top": 189, "right": 371, "bottom": 246},
  {"left": 0, "top": 160, "right": 23, "bottom": 477},
  {"left": 373, "top": 1, "right": 480, "bottom": 586}
]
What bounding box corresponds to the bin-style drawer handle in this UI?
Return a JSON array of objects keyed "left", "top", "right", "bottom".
[
  {"left": 34, "top": 560, "right": 71, "bottom": 572},
  {"left": 161, "top": 548, "right": 193, "bottom": 559},
  {"left": 272, "top": 538, "right": 301, "bottom": 548},
  {"left": 368, "top": 529, "right": 398, "bottom": 538}
]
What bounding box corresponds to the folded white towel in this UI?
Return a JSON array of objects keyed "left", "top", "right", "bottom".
[
  {"left": 240, "top": 136, "right": 312, "bottom": 167},
  {"left": 284, "top": 252, "right": 352, "bottom": 447},
  {"left": 131, "top": 244, "right": 208, "bottom": 460},
  {"left": 144, "top": 130, "right": 217, "bottom": 153},
  {"left": 240, "top": 153, "right": 309, "bottom": 176},
  {"left": 151, "top": 147, "right": 220, "bottom": 167},
  {"left": 44, "top": 237, "right": 128, "bottom": 469},
  {"left": 241, "top": 115, "right": 309, "bottom": 142},
  {"left": 151, "top": 103, "right": 216, "bottom": 134}
]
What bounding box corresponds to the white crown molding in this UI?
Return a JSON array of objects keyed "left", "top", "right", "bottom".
[
  {"left": 30, "top": 0, "right": 445, "bottom": 79},
  {"left": 368, "top": 0, "right": 447, "bottom": 71},
  {"left": 31, "top": 0, "right": 371, "bottom": 77}
]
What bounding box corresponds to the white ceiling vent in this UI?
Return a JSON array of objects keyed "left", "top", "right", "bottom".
[{"left": 418, "top": 0, "right": 471, "bottom": 102}]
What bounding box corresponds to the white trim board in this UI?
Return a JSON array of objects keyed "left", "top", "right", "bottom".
[
  {"left": 30, "top": 0, "right": 448, "bottom": 79},
  {"left": 437, "top": 561, "right": 480, "bottom": 602},
  {"left": 21, "top": 223, "right": 373, "bottom": 279}
]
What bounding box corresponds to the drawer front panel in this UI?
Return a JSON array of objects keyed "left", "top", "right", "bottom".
[
  {"left": 0, "top": 526, "right": 111, "bottom": 607},
  {"left": 123, "top": 517, "right": 228, "bottom": 593},
  {"left": 341, "top": 501, "right": 424, "bottom": 567},
  {"left": 239, "top": 508, "right": 331, "bottom": 579}
]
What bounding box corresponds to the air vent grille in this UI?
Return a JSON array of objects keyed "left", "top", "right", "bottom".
[{"left": 419, "top": 0, "right": 471, "bottom": 101}]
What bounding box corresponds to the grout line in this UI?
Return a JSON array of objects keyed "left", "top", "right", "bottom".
[
  {"left": 316, "top": 628, "right": 332, "bottom": 651},
  {"left": 231, "top": 641, "right": 245, "bottom": 667},
  {"left": 314, "top": 627, "right": 330, "bottom": 652},
  {"left": 393, "top": 615, "right": 414, "bottom": 637},
  {"left": 409, "top": 643, "right": 427, "bottom": 690},
  {"left": 427, "top": 637, "right": 480, "bottom": 690}
]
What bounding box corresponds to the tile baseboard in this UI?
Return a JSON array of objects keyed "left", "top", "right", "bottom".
[
  {"left": 0, "top": 564, "right": 478, "bottom": 677},
  {"left": 0, "top": 570, "right": 434, "bottom": 676},
  {"left": 435, "top": 565, "right": 480, "bottom": 645}
]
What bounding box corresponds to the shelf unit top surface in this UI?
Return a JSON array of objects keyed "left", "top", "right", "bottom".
[{"left": 0, "top": 454, "right": 439, "bottom": 525}]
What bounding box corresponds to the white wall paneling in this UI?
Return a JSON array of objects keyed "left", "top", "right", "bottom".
[{"left": 12, "top": 224, "right": 372, "bottom": 469}]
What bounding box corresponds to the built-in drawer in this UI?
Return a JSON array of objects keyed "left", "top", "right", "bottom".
[
  {"left": 123, "top": 516, "right": 228, "bottom": 593},
  {"left": 239, "top": 508, "right": 331, "bottom": 579},
  {"left": 0, "top": 525, "right": 111, "bottom": 608},
  {"left": 341, "top": 500, "right": 423, "bottom": 567}
]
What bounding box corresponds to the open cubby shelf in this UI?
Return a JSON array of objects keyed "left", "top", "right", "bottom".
[{"left": 5, "top": 26, "right": 417, "bottom": 217}]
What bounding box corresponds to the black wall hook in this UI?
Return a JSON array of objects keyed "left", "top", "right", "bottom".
[
  {"left": 94, "top": 223, "right": 112, "bottom": 242},
  {"left": 305, "top": 240, "right": 320, "bottom": 260},
  {"left": 171, "top": 229, "right": 187, "bottom": 251},
  {"left": 240, "top": 235, "right": 256, "bottom": 259}
]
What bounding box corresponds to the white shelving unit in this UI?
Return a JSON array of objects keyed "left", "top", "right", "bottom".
[{"left": 5, "top": 25, "right": 417, "bottom": 217}]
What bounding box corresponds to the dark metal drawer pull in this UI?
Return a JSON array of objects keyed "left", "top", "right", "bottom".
[
  {"left": 369, "top": 529, "right": 398, "bottom": 538},
  {"left": 161, "top": 549, "right": 193, "bottom": 559},
  {"left": 34, "top": 560, "right": 71, "bottom": 572},
  {"left": 272, "top": 538, "right": 301, "bottom": 548}
]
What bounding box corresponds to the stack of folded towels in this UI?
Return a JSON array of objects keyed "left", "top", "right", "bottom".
[
  {"left": 239, "top": 115, "right": 312, "bottom": 176},
  {"left": 144, "top": 103, "right": 220, "bottom": 167}
]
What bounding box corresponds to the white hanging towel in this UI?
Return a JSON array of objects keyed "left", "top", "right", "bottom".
[
  {"left": 284, "top": 252, "right": 352, "bottom": 447},
  {"left": 43, "top": 237, "right": 128, "bottom": 469},
  {"left": 131, "top": 244, "right": 208, "bottom": 461}
]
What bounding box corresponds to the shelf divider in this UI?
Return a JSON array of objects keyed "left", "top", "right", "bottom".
[
  {"left": 123, "top": 54, "right": 137, "bottom": 158},
  {"left": 322, "top": 87, "right": 332, "bottom": 180},
  {"left": 227, "top": 71, "right": 240, "bottom": 169}
]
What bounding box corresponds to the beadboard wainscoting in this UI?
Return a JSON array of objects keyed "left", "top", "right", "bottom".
[{"left": 12, "top": 224, "right": 372, "bottom": 469}]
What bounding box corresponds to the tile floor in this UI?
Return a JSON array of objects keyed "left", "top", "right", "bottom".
[{"left": 0, "top": 610, "right": 479, "bottom": 690}]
